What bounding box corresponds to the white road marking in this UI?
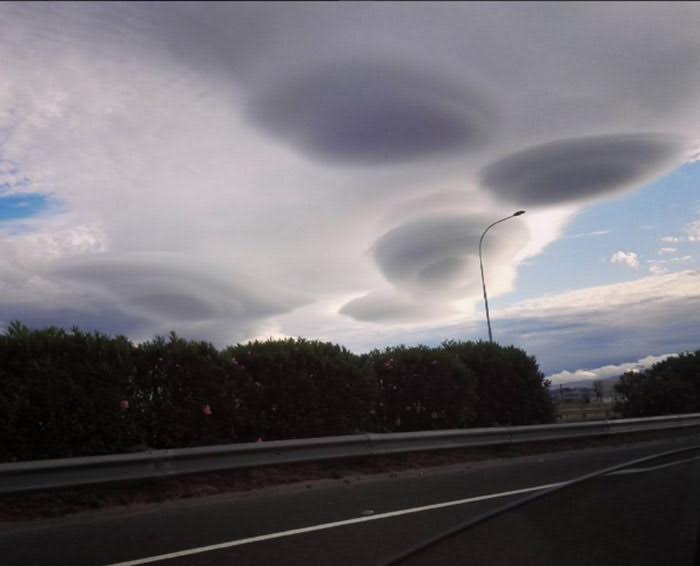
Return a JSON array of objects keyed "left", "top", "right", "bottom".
[
  {"left": 106, "top": 481, "right": 565, "bottom": 565},
  {"left": 107, "top": 452, "right": 700, "bottom": 566},
  {"left": 608, "top": 454, "right": 700, "bottom": 475}
]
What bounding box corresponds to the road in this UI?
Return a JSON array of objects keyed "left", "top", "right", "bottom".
[{"left": 1, "top": 433, "right": 700, "bottom": 565}]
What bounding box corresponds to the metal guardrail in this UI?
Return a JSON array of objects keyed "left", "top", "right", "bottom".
[{"left": 1, "top": 412, "right": 700, "bottom": 494}]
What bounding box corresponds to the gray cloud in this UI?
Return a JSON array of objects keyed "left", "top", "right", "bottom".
[
  {"left": 479, "top": 271, "right": 700, "bottom": 373},
  {"left": 338, "top": 290, "right": 455, "bottom": 325},
  {"left": 372, "top": 213, "right": 528, "bottom": 295},
  {"left": 0, "top": 305, "right": 152, "bottom": 339},
  {"left": 246, "top": 59, "right": 496, "bottom": 165},
  {"left": 50, "top": 253, "right": 295, "bottom": 321},
  {"left": 480, "top": 134, "right": 684, "bottom": 206},
  {"left": 495, "top": 300, "right": 700, "bottom": 375},
  {"left": 336, "top": 271, "right": 700, "bottom": 375},
  {"left": 340, "top": 212, "right": 529, "bottom": 323},
  {"left": 0, "top": 253, "right": 307, "bottom": 345}
]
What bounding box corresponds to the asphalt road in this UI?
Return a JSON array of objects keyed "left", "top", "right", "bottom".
[{"left": 2, "top": 433, "right": 700, "bottom": 566}]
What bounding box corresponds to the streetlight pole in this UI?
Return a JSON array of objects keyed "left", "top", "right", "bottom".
[{"left": 478, "top": 210, "right": 526, "bottom": 343}]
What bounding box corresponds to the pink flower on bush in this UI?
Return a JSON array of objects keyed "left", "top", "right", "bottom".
[
  {"left": 119, "top": 399, "right": 129, "bottom": 411},
  {"left": 201, "top": 404, "right": 212, "bottom": 416}
]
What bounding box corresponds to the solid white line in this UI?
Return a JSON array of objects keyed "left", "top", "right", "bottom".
[
  {"left": 608, "top": 455, "right": 700, "bottom": 475},
  {"left": 106, "top": 481, "right": 565, "bottom": 566}
]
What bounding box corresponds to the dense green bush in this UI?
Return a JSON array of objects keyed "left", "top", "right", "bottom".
[
  {"left": 0, "top": 322, "right": 141, "bottom": 461},
  {"left": 0, "top": 322, "right": 557, "bottom": 461},
  {"left": 441, "top": 340, "right": 556, "bottom": 426},
  {"left": 615, "top": 351, "right": 700, "bottom": 417},
  {"left": 365, "top": 346, "right": 477, "bottom": 432},
  {"left": 132, "top": 333, "right": 255, "bottom": 448},
  {"left": 224, "top": 338, "right": 376, "bottom": 440}
]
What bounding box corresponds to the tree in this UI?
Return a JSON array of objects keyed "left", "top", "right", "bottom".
[
  {"left": 615, "top": 351, "right": 700, "bottom": 417},
  {"left": 441, "top": 340, "right": 556, "bottom": 426}
]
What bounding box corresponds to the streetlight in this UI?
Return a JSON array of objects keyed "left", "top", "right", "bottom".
[{"left": 478, "top": 210, "right": 526, "bottom": 343}]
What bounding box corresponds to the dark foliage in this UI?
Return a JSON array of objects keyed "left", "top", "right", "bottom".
[
  {"left": 441, "top": 340, "right": 556, "bottom": 426},
  {"left": 365, "top": 345, "right": 477, "bottom": 432},
  {"left": 0, "top": 322, "right": 556, "bottom": 462},
  {"left": 615, "top": 351, "right": 700, "bottom": 417},
  {"left": 132, "top": 333, "right": 255, "bottom": 448},
  {"left": 224, "top": 338, "right": 376, "bottom": 440},
  {"left": 0, "top": 322, "right": 139, "bottom": 461}
]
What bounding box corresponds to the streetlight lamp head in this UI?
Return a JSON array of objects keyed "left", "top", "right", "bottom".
[{"left": 513, "top": 210, "right": 526, "bottom": 216}]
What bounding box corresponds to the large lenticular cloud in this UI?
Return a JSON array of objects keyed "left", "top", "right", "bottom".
[
  {"left": 480, "top": 134, "right": 684, "bottom": 206},
  {"left": 339, "top": 213, "right": 529, "bottom": 323},
  {"left": 372, "top": 214, "right": 528, "bottom": 294},
  {"left": 246, "top": 58, "right": 497, "bottom": 165}
]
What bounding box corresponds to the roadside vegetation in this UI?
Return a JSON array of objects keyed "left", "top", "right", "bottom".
[
  {"left": 615, "top": 351, "right": 700, "bottom": 417},
  {"left": 0, "top": 321, "right": 555, "bottom": 462}
]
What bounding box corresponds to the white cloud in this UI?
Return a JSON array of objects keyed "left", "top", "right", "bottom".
[
  {"left": 610, "top": 250, "right": 640, "bottom": 269},
  {"left": 687, "top": 146, "right": 700, "bottom": 163},
  {"left": 687, "top": 219, "right": 700, "bottom": 242},
  {"left": 564, "top": 230, "right": 610, "bottom": 239},
  {"left": 670, "top": 255, "right": 693, "bottom": 262},
  {"left": 661, "top": 236, "right": 681, "bottom": 243},
  {"left": 658, "top": 247, "right": 677, "bottom": 254},
  {"left": 547, "top": 353, "right": 678, "bottom": 385},
  {"left": 488, "top": 270, "right": 700, "bottom": 373},
  {"left": 649, "top": 264, "right": 669, "bottom": 275},
  {"left": 497, "top": 271, "right": 698, "bottom": 318}
]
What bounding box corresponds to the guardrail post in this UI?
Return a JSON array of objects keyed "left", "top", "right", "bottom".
[{"left": 365, "top": 433, "right": 375, "bottom": 456}]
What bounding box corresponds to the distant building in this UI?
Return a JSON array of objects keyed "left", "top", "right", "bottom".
[
  {"left": 549, "top": 386, "right": 591, "bottom": 403},
  {"left": 549, "top": 379, "right": 621, "bottom": 422},
  {"left": 549, "top": 379, "right": 621, "bottom": 404},
  {"left": 592, "top": 380, "right": 620, "bottom": 404}
]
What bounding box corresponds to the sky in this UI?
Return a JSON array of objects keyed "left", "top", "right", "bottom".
[{"left": 1, "top": 2, "right": 699, "bottom": 384}]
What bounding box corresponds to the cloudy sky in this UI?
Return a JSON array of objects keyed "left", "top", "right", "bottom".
[{"left": 1, "top": 2, "right": 699, "bottom": 383}]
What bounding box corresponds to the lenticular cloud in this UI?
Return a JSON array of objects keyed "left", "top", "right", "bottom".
[
  {"left": 246, "top": 58, "right": 497, "bottom": 165},
  {"left": 480, "top": 134, "right": 684, "bottom": 206}
]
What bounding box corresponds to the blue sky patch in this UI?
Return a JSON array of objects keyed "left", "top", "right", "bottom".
[
  {"left": 0, "top": 192, "right": 51, "bottom": 222},
  {"left": 493, "top": 160, "right": 700, "bottom": 309}
]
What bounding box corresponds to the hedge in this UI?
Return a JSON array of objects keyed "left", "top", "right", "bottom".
[
  {"left": 0, "top": 322, "right": 555, "bottom": 462},
  {"left": 224, "top": 338, "right": 376, "bottom": 440},
  {"left": 364, "top": 345, "right": 477, "bottom": 432}
]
